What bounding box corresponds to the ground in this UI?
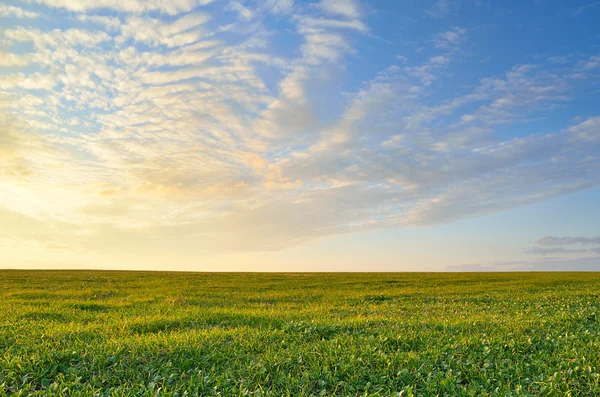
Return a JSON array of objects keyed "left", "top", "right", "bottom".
[{"left": 0, "top": 271, "right": 599, "bottom": 396}]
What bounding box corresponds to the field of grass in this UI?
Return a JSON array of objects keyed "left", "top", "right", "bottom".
[{"left": 1, "top": 271, "right": 599, "bottom": 396}]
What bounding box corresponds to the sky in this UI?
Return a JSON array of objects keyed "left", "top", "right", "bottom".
[{"left": 1, "top": 0, "right": 599, "bottom": 272}]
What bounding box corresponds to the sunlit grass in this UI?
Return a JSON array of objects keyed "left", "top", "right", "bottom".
[{"left": 1, "top": 271, "right": 599, "bottom": 396}]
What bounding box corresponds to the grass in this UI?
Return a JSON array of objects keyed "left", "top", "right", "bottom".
[{"left": 0, "top": 271, "right": 599, "bottom": 396}]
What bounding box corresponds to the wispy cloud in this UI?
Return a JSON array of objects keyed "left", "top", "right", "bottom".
[
  {"left": 504, "top": 235, "right": 600, "bottom": 272},
  {"left": 452, "top": 234, "right": 600, "bottom": 271},
  {"left": 536, "top": 236, "right": 600, "bottom": 246},
  {"left": 425, "top": 0, "right": 451, "bottom": 19},
  {"left": 523, "top": 246, "right": 590, "bottom": 256},
  {"left": 317, "top": 0, "right": 362, "bottom": 19},
  {"left": 450, "top": 256, "right": 600, "bottom": 272},
  {"left": 572, "top": 1, "right": 600, "bottom": 17}
]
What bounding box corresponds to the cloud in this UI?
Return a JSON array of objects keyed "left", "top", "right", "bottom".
[
  {"left": 0, "top": 53, "right": 30, "bottom": 67},
  {"left": 252, "top": 5, "right": 369, "bottom": 140},
  {"left": 536, "top": 236, "right": 600, "bottom": 246},
  {"left": 317, "top": 0, "right": 362, "bottom": 19},
  {"left": 0, "top": 73, "right": 57, "bottom": 90},
  {"left": 523, "top": 246, "right": 590, "bottom": 256},
  {"left": 5, "top": 27, "right": 112, "bottom": 48},
  {"left": 298, "top": 17, "right": 368, "bottom": 32},
  {"left": 118, "top": 13, "right": 210, "bottom": 48},
  {"left": 514, "top": 235, "right": 600, "bottom": 271},
  {"left": 30, "top": 0, "right": 215, "bottom": 15},
  {"left": 0, "top": 128, "right": 35, "bottom": 179},
  {"left": 425, "top": 0, "right": 451, "bottom": 18},
  {"left": 228, "top": 1, "right": 255, "bottom": 21},
  {"left": 568, "top": 116, "right": 600, "bottom": 142},
  {"left": 76, "top": 15, "right": 121, "bottom": 31},
  {"left": 449, "top": 256, "right": 600, "bottom": 272},
  {"left": 433, "top": 27, "right": 467, "bottom": 49},
  {"left": 0, "top": 114, "right": 65, "bottom": 180},
  {"left": 258, "top": 0, "right": 295, "bottom": 15},
  {"left": 573, "top": 1, "right": 600, "bottom": 17},
  {"left": 0, "top": 4, "right": 38, "bottom": 18}
]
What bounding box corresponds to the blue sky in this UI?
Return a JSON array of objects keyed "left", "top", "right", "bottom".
[{"left": 0, "top": 0, "right": 599, "bottom": 271}]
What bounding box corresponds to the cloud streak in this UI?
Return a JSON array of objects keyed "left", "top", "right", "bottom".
[{"left": 536, "top": 236, "right": 600, "bottom": 246}]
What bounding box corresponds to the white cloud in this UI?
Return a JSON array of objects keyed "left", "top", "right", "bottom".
[
  {"left": 0, "top": 73, "right": 56, "bottom": 90},
  {"left": 5, "top": 27, "right": 112, "bottom": 48},
  {"left": 118, "top": 13, "right": 209, "bottom": 48},
  {"left": 31, "top": 0, "right": 215, "bottom": 15},
  {"left": 299, "top": 17, "right": 367, "bottom": 32},
  {"left": 0, "top": 53, "right": 30, "bottom": 67},
  {"left": 228, "top": 1, "right": 255, "bottom": 21},
  {"left": 317, "top": 0, "right": 362, "bottom": 19},
  {"left": 568, "top": 116, "right": 600, "bottom": 142},
  {"left": 0, "top": 4, "right": 38, "bottom": 18},
  {"left": 433, "top": 27, "right": 467, "bottom": 49},
  {"left": 76, "top": 15, "right": 122, "bottom": 31}
]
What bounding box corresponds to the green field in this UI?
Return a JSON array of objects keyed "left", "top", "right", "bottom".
[{"left": 1, "top": 271, "right": 599, "bottom": 396}]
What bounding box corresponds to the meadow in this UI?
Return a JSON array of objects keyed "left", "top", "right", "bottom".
[{"left": 0, "top": 271, "right": 599, "bottom": 396}]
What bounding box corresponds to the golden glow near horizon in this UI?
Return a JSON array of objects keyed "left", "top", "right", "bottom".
[{"left": 1, "top": 0, "right": 600, "bottom": 271}]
